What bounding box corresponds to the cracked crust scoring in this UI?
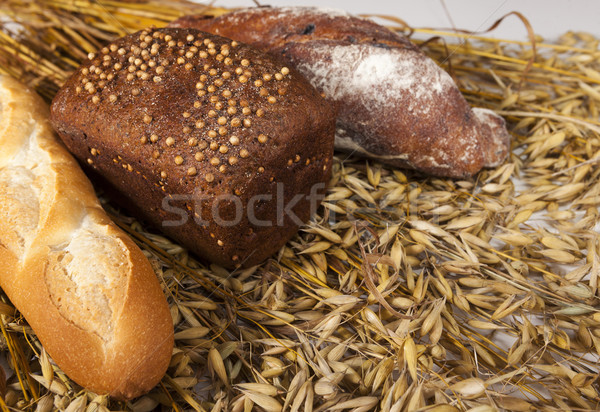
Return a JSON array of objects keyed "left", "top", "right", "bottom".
[{"left": 0, "top": 74, "right": 173, "bottom": 400}]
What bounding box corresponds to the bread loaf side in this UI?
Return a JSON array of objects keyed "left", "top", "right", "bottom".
[
  {"left": 0, "top": 75, "right": 173, "bottom": 400},
  {"left": 51, "top": 28, "right": 336, "bottom": 268}
]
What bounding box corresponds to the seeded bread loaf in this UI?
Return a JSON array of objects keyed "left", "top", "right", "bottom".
[
  {"left": 170, "top": 7, "right": 511, "bottom": 178},
  {"left": 0, "top": 75, "right": 173, "bottom": 400},
  {"left": 50, "top": 28, "right": 335, "bottom": 269}
]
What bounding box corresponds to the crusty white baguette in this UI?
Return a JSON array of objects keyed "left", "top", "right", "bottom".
[{"left": 0, "top": 75, "right": 174, "bottom": 400}]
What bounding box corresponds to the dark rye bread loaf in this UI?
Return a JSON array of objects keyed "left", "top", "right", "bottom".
[
  {"left": 170, "top": 7, "right": 511, "bottom": 178},
  {"left": 51, "top": 28, "right": 335, "bottom": 268}
]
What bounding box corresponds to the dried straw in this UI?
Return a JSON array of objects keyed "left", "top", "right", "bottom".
[{"left": 1, "top": 1, "right": 600, "bottom": 411}]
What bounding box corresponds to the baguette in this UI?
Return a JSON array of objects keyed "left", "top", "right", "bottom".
[{"left": 0, "top": 75, "right": 173, "bottom": 400}]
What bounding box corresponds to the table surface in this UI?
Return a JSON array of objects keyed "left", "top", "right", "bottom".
[{"left": 209, "top": 0, "right": 600, "bottom": 42}]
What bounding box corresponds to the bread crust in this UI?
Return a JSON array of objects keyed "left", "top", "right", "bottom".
[
  {"left": 170, "top": 7, "right": 511, "bottom": 178},
  {"left": 0, "top": 75, "right": 173, "bottom": 400},
  {"left": 51, "top": 28, "right": 335, "bottom": 268}
]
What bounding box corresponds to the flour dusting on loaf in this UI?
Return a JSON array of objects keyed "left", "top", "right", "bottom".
[
  {"left": 225, "top": 6, "right": 352, "bottom": 23},
  {"left": 295, "top": 44, "right": 454, "bottom": 115},
  {"left": 273, "top": 6, "right": 352, "bottom": 20}
]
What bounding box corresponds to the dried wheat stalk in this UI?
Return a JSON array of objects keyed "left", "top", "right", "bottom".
[{"left": 1, "top": 1, "right": 599, "bottom": 411}]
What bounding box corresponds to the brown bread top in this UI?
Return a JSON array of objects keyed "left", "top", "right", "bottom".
[
  {"left": 170, "top": 7, "right": 511, "bottom": 178},
  {"left": 51, "top": 28, "right": 335, "bottom": 268}
]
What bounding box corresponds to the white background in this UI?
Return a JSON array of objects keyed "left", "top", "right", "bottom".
[{"left": 209, "top": 0, "right": 600, "bottom": 42}]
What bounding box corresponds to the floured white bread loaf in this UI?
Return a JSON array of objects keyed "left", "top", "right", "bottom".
[
  {"left": 0, "top": 75, "right": 173, "bottom": 400},
  {"left": 170, "top": 7, "right": 512, "bottom": 178}
]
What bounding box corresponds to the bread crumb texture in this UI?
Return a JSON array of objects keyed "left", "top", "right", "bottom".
[
  {"left": 0, "top": 127, "right": 49, "bottom": 255},
  {"left": 0, "top": 124, "right": 129, "bottom": 342},
  {"left": 0, "top": 167, "right": 40, "bottom": 254},
  {"left": 45, "top": 216, "right": 129, "bottom": 342}
]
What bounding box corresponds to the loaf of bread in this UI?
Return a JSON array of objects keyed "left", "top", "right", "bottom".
[
  {"left": 170, "top": 7, "right": 511, "bottom": 178},
  {"left": 50, "top": 28, "right": 335, "bottom": 269},
  {"left": 0, "top": 75, "right": 173, "bottom": 400}
]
